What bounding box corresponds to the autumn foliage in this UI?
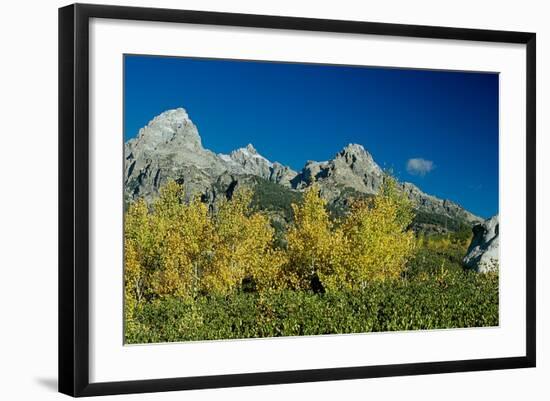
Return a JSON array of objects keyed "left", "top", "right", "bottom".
[
  {"left": 124, "top": 178, "right": 500, "bottom": 343},
  {"left": 125, "top": 177, "right": 416, "bottom": 313}
]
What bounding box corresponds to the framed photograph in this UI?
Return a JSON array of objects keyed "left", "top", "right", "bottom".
[{"left": 59, "top": 3, "right": 536, "bottom": 397}]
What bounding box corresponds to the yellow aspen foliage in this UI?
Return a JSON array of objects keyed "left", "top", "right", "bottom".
[
  {"left": 125, "top": 180, "right": 286, "bottom": 302},
  {"left": 330, "top": 176, "right": 416, "bottom": 290},
  {"left": 125, "top": 177, "right": 416, "bottom": 301},
  {"left": 148, "top": 182, "right": 212, "bottom": 298},
  {"left": 124, "top": 180, "right": 212, "bottom": 302},
  {"left": 124, "top": 198, "right": 155, "bottom": 305},
  {"left": 201, "top": 187, "right": 286, "bottom": 294},
  {"left": 285, "top": 183, "right": 344, "bottom": 290}
]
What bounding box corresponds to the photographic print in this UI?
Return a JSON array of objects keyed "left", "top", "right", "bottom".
[{"left": 123, "top": 55, "right": 499, "bottom": 344}]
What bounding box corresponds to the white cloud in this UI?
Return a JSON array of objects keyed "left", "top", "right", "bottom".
[{"left": 406, "top": 158, "right": 435, "bottom": 176}]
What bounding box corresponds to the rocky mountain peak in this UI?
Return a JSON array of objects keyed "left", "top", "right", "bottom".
[
  {"left": 337, "top": 144, "right": 380, "bottom": 172},
  {"left": 150, "top": 107, "right": 190, "bottom": 125},
  {"left": 337, "top": 143, "right": 376, "bottom": 164},
  {"left": 245, "top": 143, "right": 258, "bottom": 154},
  {"left": 230, "top": 143, "right": 262, "bottom": 158},
  {"left": 229, "top": 144, "right": 271, "bottom": 166},
  {"left": 341, "top": 143, "right": 366, "bottom": 154},
  {"left": 225, "top": 143, "right": 274, "bottom": 180},
  {"left": 133, "top": 107, "right": 202, "bottom": 151}
]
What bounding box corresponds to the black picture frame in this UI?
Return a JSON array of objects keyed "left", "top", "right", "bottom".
[{"left": 59, "top": 3, "right": 536, "bottom": 397}]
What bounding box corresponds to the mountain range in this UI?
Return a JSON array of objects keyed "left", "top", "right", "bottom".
[{"left": 124, "top": 108, "right": 482, "bottom": 232}]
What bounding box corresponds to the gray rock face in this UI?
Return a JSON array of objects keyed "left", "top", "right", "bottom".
[
  {"left": 222, "top": 144, "right": 273, "bottom": 180},
  {"left": 292, "top": 144, "right": 383, "bottom": 193},
  {"left": 463, "top": 215, "right": 499, "bottom": 273},
  {"left": 290, "top": 144, "right": 385, "bottom": 206},
  {"left": 333, "top": 144, "right": 385, "bottom": 194},
  {"left": 270, "top": 162, "right": 298, "bottom": 187},
  {"left": 124, "top": 108, "right": 482, "bottom": 227},
  {"left": 399, "top": 182, "right": 481, "bottom": 224}
]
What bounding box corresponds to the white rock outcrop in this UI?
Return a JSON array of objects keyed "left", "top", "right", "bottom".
[{"left": 463, "top": 215, "right": 499, "bottom": 273}]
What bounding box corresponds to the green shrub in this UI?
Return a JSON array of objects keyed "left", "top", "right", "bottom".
[
  {"left": 125, "top": 270, "right": 498, "bottom": 344},
  {"left": 404, "top": 246, "right": 464, "bottom": 278}
]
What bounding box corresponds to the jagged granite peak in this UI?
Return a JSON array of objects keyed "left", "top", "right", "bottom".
[
  {"left": 339, "top": 143, "right": 367, "bottom": 156},
  {"left": 131, "top": 107, "right": 203, "bottom": 151},
  {"left": 244, "top": 143, "right": 259, "bottom": 155},
  {"left": 124, "top": 108, "right": 227, "bottom": 201},
  {"left": 336, "top": 144, "right": 383, "bottom": 175},
  {"left": 221, "top": 143, "right": 299, "bottom": 187},
  {"left": 150, "top": 107, "right": 190, "bottom": 126},
  {"left": 230, "top": 143, "right": 273, "bottom": 167},
  {"left": 292, "top": 143, "right": 384, "bottom": 195},
  {"left": 219, "top": 143, "right": 275, "bottom": 180}
]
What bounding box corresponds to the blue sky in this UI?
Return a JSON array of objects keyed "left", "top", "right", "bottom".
[{"left": 124, "top": 55, "right": 499, "bottom": 218}]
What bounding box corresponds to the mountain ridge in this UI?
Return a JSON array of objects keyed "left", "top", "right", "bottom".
[{"left": 124, "top": 108, "right": 482, "bottom": 228}]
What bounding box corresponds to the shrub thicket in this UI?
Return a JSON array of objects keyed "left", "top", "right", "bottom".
[{"left": 126, "top": 270, "right": 498, "bottom": 343}]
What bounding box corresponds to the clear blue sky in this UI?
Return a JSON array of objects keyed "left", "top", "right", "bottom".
[{"left": 124, "top": 55, "right": 499, "bottom": 218}]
